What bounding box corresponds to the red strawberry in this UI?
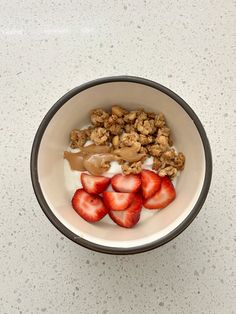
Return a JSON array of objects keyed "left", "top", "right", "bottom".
[
  {"left": 109, "top": 194, "right": 142, "bottom": 228},
  {"left": 111, "top": 174, "right": 141, "bottom": 193},
  {"left": 72, "top": 189, "right": 108, "bottom": 222},
  {"left": 103, "top": 191, "right": 135, "bottom": 211},
  {"left": 143, "top": 176, "right": 176, "bottom": 209},
  {"left": 141, "top": 170, "right": 162, "bottom": 199},
  {"left": 81, "top": 173, "right": 110, "bottom": 194}
]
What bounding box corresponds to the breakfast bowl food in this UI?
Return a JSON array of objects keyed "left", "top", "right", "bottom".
[{"left": 31, "top": 76, "right": 212, "bottom": 254}]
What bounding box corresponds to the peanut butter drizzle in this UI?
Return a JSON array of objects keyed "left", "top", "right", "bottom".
[
  {"left": 64, "top": 145, "right": 145, "bottom": 175},
  {"left": 64, "top": 145, "right": 119, "bottom": 175},
  {"left": 64, "top": 151, "right": 86, "bottom": 171},
  {"left": 113, "top": 147, "right": 146, "bottom": 163},
  {"left": 79, "top": 144, "right": 111, "bottom": 154},
  {"left": 83, "top": 153, "right": 118, "bottom": 176}
]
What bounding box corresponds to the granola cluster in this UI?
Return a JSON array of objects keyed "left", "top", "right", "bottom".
[{"left": 69, "top": 105, "right": 185, "bottom": 179}]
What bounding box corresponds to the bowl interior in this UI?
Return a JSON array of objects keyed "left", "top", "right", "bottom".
[{"left": 37, "top": 81, "right": 205, "bottom": 249}]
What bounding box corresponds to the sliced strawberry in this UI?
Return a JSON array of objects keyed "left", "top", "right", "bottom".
[
  {"left": 72, "top": 189, "right": 108, "bottom": 222},
  {"left": 141, "top": 169, "right": 162, "bottom": 199},
  {"left": 103, "top": 191, "right": 134, "bottom": 211},
  {"left": 111, "top": 174, "right": 141, "bottom": 193},
  {"left": 143, "top": 176, "right": 176, "bottom": 209},
  {"left": 109, "top": 194, "right": 142, "bottom": 228},
  {"left": 81, "top": 173, "right": 110, "bottom": 194}
]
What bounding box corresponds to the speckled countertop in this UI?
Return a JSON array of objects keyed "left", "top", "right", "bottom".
[{"left": 0, "top": 1, "right": 235, "bottom": 313}]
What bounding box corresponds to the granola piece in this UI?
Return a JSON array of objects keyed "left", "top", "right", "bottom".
[
  {"left": 124, "top": 124, "right": 136, "bottom": 133},
  {"left": 124, "top": 111, "right": 137, "bottom": 122},
  {"left": 147, "top": 112, "right": 157, "bottom": 119},
  {"left": 103, "top": 115, "right": 114, "bottom": 128},
  {"left": 156, "top": 135, "right": 169, "bottom": 148},
  {"left": 109, "top": 124, "right": 123, "bottom": 135},
  {"left": 111, "top": 105, "right": 128, "bottom": 117},
  {"left": 158, "top": 127, "right": 171, "bottom": 137},
  {"left": 152, "top": 157, "right": 162, "bottom": 170},
  {"left": 139, "top": 146, "right": 148, "bottom": 162},
  {"left": 112, "top": 135, "right": 120, "bottom": 147},
  {"left": 117, "top": 117, "right": 125, "bottom": 125},
  {"left": 161, "top": 149, "right": 176, "bottom": 161},
  {"left": 104, "top": 114, "right": 124, "bottom": 135},
  {"left": 158, "top": 166, "right": 178, "bottom": 179},
  {"left": 136, "top": 110, "right": 148, "bottom": 121},
  {"left": 122, "top": 161, "right": 142, "bottom": 174},
  {"left": 139, "top": 146, "right": 149, "bottom": 163},
  {"left": 104, "top": 114, "right": 124, "bottom": 126},
  {"left": 90, "top": 109, "right": 109, "bottom": 126},
  {"left": 83, "top": 126, "right": 94, "bottom": 138},
  {"left": 70, "top": 129, "right": 87, "bottom": 148},
  {"left": 147, "top": 144, "right": 163, "bottom": 157},
  {"left": 154, "top": 113, "right": 166, "bottom": 128},
  {"left": 110, "top": 115, "right": 125, "bottom": 126},
  {"left": 174, "top": 152, "right": 185, "bottom": 170},
  {"left": 120, "top": 132, "right": 139, "bottom": 147},
  {"left": 139, "top": 146, "right": 148, "bottom": 155},
  {"left": 159, "top": 149, "right": 176, "bottom": 169},
  {"left": 135, "top": 119, "right": 156, "bottom": 135},
  {"left": 139, "top": 134, "right": 154, "bottom": 145},
  {"left": 90, "top": 127, "right": 110, "bottom": 145},
  {"left": 158, "top": 149, "right": 185, "bottom": 172}
]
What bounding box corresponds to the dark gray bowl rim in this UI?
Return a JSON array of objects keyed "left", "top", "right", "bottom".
[{"left": 30, "top": 75, "right": 212, "bottom": 255}]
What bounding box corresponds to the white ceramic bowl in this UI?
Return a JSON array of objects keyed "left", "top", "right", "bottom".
[{"left": 31, "top": 76, "right": 212, "bottom": 254}]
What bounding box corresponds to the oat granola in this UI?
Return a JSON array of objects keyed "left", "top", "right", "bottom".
[
  {"left": 68, "top": 105, "right": 185, "bottom": 179},
  {"left": 90, "top": 127, "right": 110, "bottom": 145},
  {"left": 70, "top": 129, "right": 87, "bottom": 148},
  {"left": 122, "top": 161, "right": 143, "bottom": 174},
  {"left": 91, "top": 109, "right": 109, "bottom": 126}
]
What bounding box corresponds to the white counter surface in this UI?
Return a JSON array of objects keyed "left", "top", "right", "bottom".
[{"left": 0, "top": 1, "right": 235, "bottom": 313}]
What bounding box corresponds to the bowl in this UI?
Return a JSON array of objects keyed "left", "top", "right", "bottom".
[{"left": 31, "top": 76, "right": 212, "bottom": 254}]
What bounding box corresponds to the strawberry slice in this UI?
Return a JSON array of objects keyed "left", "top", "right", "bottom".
[
  {"left": 143, "top": 176, "right": 176, "bottom": 209},
  {"left": 72, "top": 189, "right": 108, "bottom": 222},
  {"left": 141, "top": 169, "right": 162, "bottom": 199},
  {"left": 109, "top": 194, "right": 142, "bottom": 228},
  {"left": 81, "top": 173, "right": 110, "bottom": 194},
  {"left": 111, "top": 174, "right": 141, "bottom": 193},
  {"left": 103, "top": 191, "right": 135, "bottom": 211}
]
